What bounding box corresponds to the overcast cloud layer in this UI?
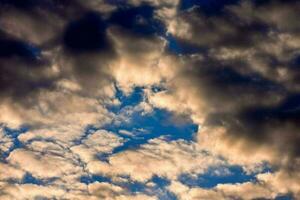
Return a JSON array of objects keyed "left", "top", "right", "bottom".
[{"left": 0, "top": 0, "right": 300, "bottom": 199}]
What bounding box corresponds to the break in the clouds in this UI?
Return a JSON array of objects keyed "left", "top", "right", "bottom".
[{"left": 0, "top": 0, "right": 300, "bottom": 199}]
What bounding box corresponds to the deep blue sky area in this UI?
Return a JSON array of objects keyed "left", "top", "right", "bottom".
[
  {"left": 179, "top": 0, "right": 240, "bottom": 15},
  {"left": 178, "top": 166, "right": 256, "bottom": 189},
  {"left": 104, "top": 87, "right": 198, "bottom": 154}
]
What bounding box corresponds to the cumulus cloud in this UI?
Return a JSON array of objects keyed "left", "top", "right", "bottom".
[
  {"left": 71, "top": 129, "right": 124, "bottom": 163},
  {"left": 0, "top": 181, "right": 156, "bottom": 200},
  {"left": 169, "top": 180, "right": 277, "bottom": 200},
  {"left": 0, "top": 129, "right": 159, "bottom": 199},
  {"left": 8, "top": 148, "right": 81, "bottom": 179},
  {"left": 148, "top": 0, "right": 300, "bottom": 173},
  {"left": 0, "top": 0, "right": 172, "bottom": 129},
  {"left": 169, "top": 167, "right": 300, "bottom": 200},
  {"left": 87, "top": 137, "right": 224, "bottom": 182},
  {"left": 0, "top": 127, "right": 14, "bottom": 154}
]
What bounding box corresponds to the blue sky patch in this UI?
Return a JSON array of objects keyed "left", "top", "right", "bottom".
[
  {"left": 275, "top": 194, "right": 294, "bottom": 200},
  {"left": 79, "top": 174, "right": 177, "bottom": 199},
  {"left": 104, "top": 107, "right": 198, "bottom": 154},
  {"left": 102, "top": 87, "right": 198, "bottom": 155},
  {"left": 80, "top": 174, "right": 111, "bottom": 185},
  {"left": 178, "top": 165, "right": 257, "bottom": 189},
  {"left": 0, "top": 126, "right": 28, "bottom": 159},
  {"left": 108, "top": 4, "right": 165, "bottom": 36},
  {"left": 166, "top": 34, "right": 207, "bottom": 55},
  {"left": 22, "top": 173, "right": 45, "bottom": 185},
  {"left": 179, "top": 0, "right": 240, "bottom": 16}
]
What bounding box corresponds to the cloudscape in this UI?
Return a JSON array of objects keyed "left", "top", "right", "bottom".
[{"left": 0, "top": 0, "right": 300, "bottom": 199}]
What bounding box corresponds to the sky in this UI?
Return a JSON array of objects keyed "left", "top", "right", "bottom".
[{"left": 0, "top": 0, "right": 299, "bottom": 199}]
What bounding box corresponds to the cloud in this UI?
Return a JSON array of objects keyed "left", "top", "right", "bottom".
[
  {"left": 169, "top": 166, "right": 300, "bottom": 200},
  {"left": 144, "top": 1, "right": 300, "bottom": 197},
  {"left": 0, "top": 181, "right": 156, "bottom": 200},
  {"left": 0, "top": 162, "right": 25, "bottom": 181},
  {"left": 169, "top": 180, "right": 277, "bottom": 200},
  {"left": 0, "top": 0, "right": 300, "bottom": 199},
  {"left": 0, "top": 183, "right": 66, "bottom": 200},
  {"left": 0, "top": 127, "right": 14, "bottom": 154},
  {"left": 148, "top": 0, "right": 300, "bottom": 172},
  {"left": 0, "top": 129, "right": 159, "bottom": 199},
  {"left": 0, "top": 0, "right": 170, "bottom": 129},
  {"left": 7, "top": 148, "right": 81, "bottom": 179},
  {"left": 0, "top": 32, "right": 57, "bottom": 101},
  {"left": 258, "top": 168, "right": 300, "bottom": 198},
  {"left": 71, "top": 130, "right": 124, "bottom": 163},
  {"left": 87, "top": 137, "right": 224, "bottom": 182},
  {"left": 0, "top": 1, "right": 172, "bottom": 198},
  {"left": 87, "top": 182, "right": 156, "bottom": 200}
]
